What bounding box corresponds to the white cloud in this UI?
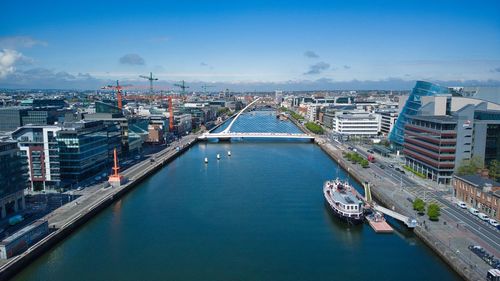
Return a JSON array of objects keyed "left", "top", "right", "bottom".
[
  {"left": 0, "top": 36, "right": 47, "bottom": 49},
  {"left": 0, "top": 49, "right": 24, "bottom": 78}
]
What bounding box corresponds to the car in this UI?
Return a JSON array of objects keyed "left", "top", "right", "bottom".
[
  {"left": 367, "top": 149, "right": 374, "bottom": 153},
  {"left": 469, "top": 207, "right": 479, "bottom": 216},
  {"left": 489, "top": 219, "right": 499, "bottom": 227},
  {"left": 379, "top": 164, "right": 385, "bottom": 169},
  {"left": 456, "top": 201, "right": 467, "bottom": 209},
  {"left": 76, "top": 186, "right": 84, "bottom": 191},
  {"left": 388, "top": 164, "right": 394, "bottom": 169},
  {"left": 348, "top": 146, "right": 353, "bottom": 150},
  {"left": 478, "top": 213, "right": 489, "bottom": 221}
]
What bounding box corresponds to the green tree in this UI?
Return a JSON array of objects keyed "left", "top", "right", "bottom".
[
  {"left": 488, "top": 160, "right": 500, "bottom": 181},
  {"left": 427, "top": 203, "right": 441, "bottom": 221},
  {"left": 360, "top": 159, "right": 369, "bottom": 168},
  {"left": 413, "top": 198, "right": 426, "bottom": 214},
  {"left": 305, "top": 122, "right": 324, "bottom": 134},
  {"left": 456, "top": 156, "right": 484, "bottom": 175}
]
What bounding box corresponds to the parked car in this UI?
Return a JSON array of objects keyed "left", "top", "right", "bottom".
[
  {"left": 379, "top": 164, "right": 385, "bottom": 169},
  {"left": 489, "top": 219, "right": 499, "bottom": 227},
  {"left": 469, "top": 207, "right": 479, "bottom": 216},
  {"left": 456, "top": 201, "right": 467, "bottom": 209},
  {"left": 388, "top": 164, "right": 394, "bottom": 169},
  {"left": 478, "top": 213, "right": 490, "bottom": 221}
]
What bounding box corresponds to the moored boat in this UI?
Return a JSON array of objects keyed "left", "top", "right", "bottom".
[{"left": 323, "top": 179, "right": 364, "bottom": 224}]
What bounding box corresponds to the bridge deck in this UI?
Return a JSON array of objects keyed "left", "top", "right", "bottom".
[
  {"left": 199, "top": 132, "right": 314, "bottom": 140},
  {"left": 373, "top": 205, "right": 417, "bottom": 228}
]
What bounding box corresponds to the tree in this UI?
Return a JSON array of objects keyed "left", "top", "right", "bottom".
[
  {"left": 488, "top": 160, "right": 500, "bottom": 181},
  {"left": 305, "top": 122, "right": 324, "bottom": 134},
  {"left": 427, "top": 203, "right": 441, "bottom": 221},
  {"left": 413, "top": 198, "right": 426, "bottom": 215},
  {"left": 456, "top": 156, "right": 484, "bottom": 176},
  {"left": 360, "top": 159, "right": 369, "bottom": 168}
]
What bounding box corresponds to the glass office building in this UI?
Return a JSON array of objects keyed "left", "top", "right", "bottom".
[
  {"left": 57, "top": 121, "right": 121, "bottom": 183},
  {"left": 389, "top": 81, "right": 451, "bottom": 147}
]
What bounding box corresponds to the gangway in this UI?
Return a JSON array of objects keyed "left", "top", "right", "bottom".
[{"left": 373, "top": 205, "right": 417, "bottom": 228}]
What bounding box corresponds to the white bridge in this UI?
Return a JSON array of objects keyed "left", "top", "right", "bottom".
[
  {"left": 373, "top": 205, "right": 417, "bottom": 228},
  {"left": 199, "top": 97, "right": 314, "bottom": 141}
]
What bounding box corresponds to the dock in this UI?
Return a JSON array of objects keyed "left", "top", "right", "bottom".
[{"left": 366, "top": 213, "right": 393, "bottom": 233}]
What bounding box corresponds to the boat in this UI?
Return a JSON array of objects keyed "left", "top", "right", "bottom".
[
  {"left": 227, "top": 151, "right": 231, "bottom": 156},
  {"left": 216, "top": 154, "right": 221, "bottom": 160},
  {"left": 323, "top": 179, "right": 364, "bottom": 224},
  {"left": 204, "top": 157, "right": 208, "bottom": 163}
]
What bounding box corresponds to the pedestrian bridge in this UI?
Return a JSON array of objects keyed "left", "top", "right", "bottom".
[
  {"left": 373, "top": 205, "right": 417, "bottom": 228},
  {"left": 198, "top": 132, "right": 315, "bottom": 140},
  {"left": 199, "top": 97, "right": 314, "bottom": 141}
]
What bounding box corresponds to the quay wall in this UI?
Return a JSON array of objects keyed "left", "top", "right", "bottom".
[
  {"left": 316, "top": 140, "right": 482, "bottom": 281},
  {"left": 0, "top": 138, "right": 199, "bottom": 280}
]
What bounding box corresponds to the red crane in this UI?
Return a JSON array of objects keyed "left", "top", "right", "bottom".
[
  {"left": 102, "top": 80, "right": 128, "bottom": 109},
  {"left": 168, "top": 96, "right": 174, "bottom": 131}
]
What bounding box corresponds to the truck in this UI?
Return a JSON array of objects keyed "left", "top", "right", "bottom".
[
  {"left": 367, "top": 155, "right": 376, "bottom": 163},
  {"left": 8, "top": 214, "right": 24, "bottom": 226}
]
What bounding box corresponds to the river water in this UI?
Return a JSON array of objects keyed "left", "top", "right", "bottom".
[{"left": 12, "top": 112, "right": 460, "bottom": 281}]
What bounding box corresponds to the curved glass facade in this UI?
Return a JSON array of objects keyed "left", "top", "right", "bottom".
[{"left": 389, "top": 81, "right": 451, "bottom": 146}]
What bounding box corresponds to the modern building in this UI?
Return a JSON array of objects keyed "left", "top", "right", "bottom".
[
  {"left": 453, "top": 174, "right": 500, "bottom": 220},
  {"left": 11, "top": 125, "right": 61, "bottom": 191},
  {"left": 389, "top": 81, "right": 452, "bottom": 147},
  {"left": 378, "top": 110, "right": 398, "bottom": 136},
  {"left": 403, "top": 115, "right": 459, "bottom": 184},
  {"left": 0, "top": 106, "right": 65, "bottom": 132},
  {"left": 331, "top": 111, "right": 381, "bottom": 137},
  {"left": 0, "top": 107, "right": 29, "bottom": 132},
  {"left": 403, "top": 95, "right": 500, "bottom": 184},
  {"left": 83, "top": 112, "right": 129, "bottom": 154},
  {"left": 0, "top": 140, "right": 27, "bottom": 219},
  {"left": 174, "top": 114, "right": 192, "bottom": 135},
  {"left": 56, "top": 121, "right": 121, "bottom": 184}
]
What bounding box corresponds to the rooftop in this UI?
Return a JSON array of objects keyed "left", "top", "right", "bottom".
[
  {"left": 454, "top": 174, "right": 500, "bottom": 189},
  {"left": 410, "top": 115, "right": 458, "bottom": 123}
]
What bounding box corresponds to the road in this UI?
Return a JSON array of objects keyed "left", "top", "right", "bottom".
[{"left": 343, "top": 141, "right": 500, "bottom": 254}]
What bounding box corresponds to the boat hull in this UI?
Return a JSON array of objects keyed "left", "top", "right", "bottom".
[{"left": 324, "top": 199, "right": 364, "bottom": 224}]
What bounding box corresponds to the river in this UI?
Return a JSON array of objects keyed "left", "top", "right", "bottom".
[{"left": 12, "top": 112, "right": 460, "bottom": 281}]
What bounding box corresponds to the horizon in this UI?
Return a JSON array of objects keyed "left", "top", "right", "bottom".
[{"left": 1, "top": 0, "right": 500, "bottom": 90}]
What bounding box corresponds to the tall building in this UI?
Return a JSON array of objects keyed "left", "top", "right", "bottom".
[
  {"left": 378, "top": 110, "right": 398, "bottom": 136},
  {"left": 0, "top": 140, "right": 27, "bottom": 218},
  {"left": 0, "top": 107, "right": 28, "bottom": 132},
  {"left": 403, "top": 95, "right": 500, "bottom": 184},
  {"left": 389, "top": 81, "right": 451, "bottom": 147},
  {"left": 56, "top": 121, "right": 121, "bottom": 183},
  {"left": 11, "top": 125, "right": 61, "bottom": 191}
]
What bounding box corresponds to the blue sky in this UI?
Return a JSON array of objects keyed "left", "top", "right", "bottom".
[{"left": 1, "top": 0, "right": 499, "bottom": 90}]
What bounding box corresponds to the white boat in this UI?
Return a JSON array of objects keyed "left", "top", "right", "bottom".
[
  {"left": 228, "top": 151, "right": 231, "bottom": 156},
  {"left": 204, "top": 157, "right": 208, "bottom": 163},
  {"left": 216, "top": 154, "right": 221, "bottom": 160},
  {"left": 323, "top": 179, "right": 364, "bottom": 224}
]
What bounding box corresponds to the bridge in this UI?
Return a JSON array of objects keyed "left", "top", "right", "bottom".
[
  {"left": 373, "top": 204, "right": 417, "bottom": 228},
  {"left": 199, "top": 97, "right": 314, "bottom": 141}
]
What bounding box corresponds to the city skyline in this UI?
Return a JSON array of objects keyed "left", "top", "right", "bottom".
[{"left": 1, "top": 0, "right": 500, "bottom": 90}]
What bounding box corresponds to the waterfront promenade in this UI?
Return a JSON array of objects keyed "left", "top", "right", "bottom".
[
  {"left": 316, "top": 138, "right": 487, "bottom": 281},
  {"left": 0, "top": 134, "right": 200, "bottom": 280}
]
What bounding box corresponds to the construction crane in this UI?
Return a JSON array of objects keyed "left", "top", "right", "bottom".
[
  {"left": 201, "top": 84, "right": 215, "bottom": 94},
  {"left": 168, "top": 96, "right": 174, "bottom": 132},
  {"left": 101, "top": 80, "right": 128, "bottom": 110},
  {"left": 174, "top": 80, "right": 189, "bottom": 96},
  {"left": 139, "top": 72, "right": 158, "bottom": 95}
]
